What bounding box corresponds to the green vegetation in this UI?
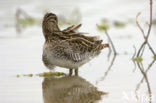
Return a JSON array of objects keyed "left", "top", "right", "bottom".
[
  {"left": 23, "top": 74, "right": 33, "bottom": 77},
  {"left": 17, "top": 17, "right": 41, "bottom": 27},
  {"left": 37, "top": 72, "right": 53, "bottom": 77},
  {"left": 16, "top": 74, "right": 20, "bottom": 78},
  {"left": 133, "top": 56, "right": 143, "bottom": 63},
  {"left": 113, "top": 21, "right": 126, "bottom": 28},
  {"left": 153, "top": 55, "right": 156, "bottom": 60},
  {"left": 54, "top": 72, "right": 65, "bottom": 76},
  {"left": 38, "top": 72, "right": 65, "bottom": 77},
  {"left": 97, "top": 19, "right": 109, "bottom": 31},
  {"left": 97, "top": 19, "right": 128, "bottom": 31},
  {"left": 97, "top": 23, "right": 109, "bottom": 31},
  {"left": 16, "top": 72, "right": 65, "bottom": 78}
]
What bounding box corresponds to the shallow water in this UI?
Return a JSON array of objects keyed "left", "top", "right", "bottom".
[{"left": 0, "top": 0, "right": 156, "bottom": 103}]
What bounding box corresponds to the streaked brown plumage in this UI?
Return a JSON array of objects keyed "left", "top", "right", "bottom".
[{"left": 42, "top": 12, "right": 109, "bottom": 76}]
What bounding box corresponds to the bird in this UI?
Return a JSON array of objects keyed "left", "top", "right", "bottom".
[
  {"left": 42, "top": 12, "right": 109, "bottom": 76},
  {"left": 42, "top": 76, "right": 106, "bottom": 103}
]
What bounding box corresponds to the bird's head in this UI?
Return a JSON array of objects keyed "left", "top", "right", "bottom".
[{"left": 42, "top": 12, "right": 59, "bottom": 36}]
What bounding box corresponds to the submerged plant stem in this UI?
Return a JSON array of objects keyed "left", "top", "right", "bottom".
[
  {"left": 136, "top": 0, "right": 155, "bottom": 57},
  {"left": 105, "top": 30, "right": 117, "bottom": 55}
]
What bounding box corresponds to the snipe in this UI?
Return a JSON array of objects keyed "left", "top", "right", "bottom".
[{"left": 42, "top": 12, "right": 109, "bottom": 76}]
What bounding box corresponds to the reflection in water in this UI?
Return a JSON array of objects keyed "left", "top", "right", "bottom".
[
  {"left": 101, "top": 55, "right": 117, "bottom": 80},
  {"left": 96, "top": 54, "right": 117, "bottom": 84},
  {"left": 42, "top": 76, "right": 107, "bottom": 103},
  {"left": 132, "top": 45, "right": 137, "bottom": 72},
  {"left": 96, "top": 29, "right": 117, "bottom": 83},
  {"left": 135, "top": 59, "right": 156, "bottom": 103}
]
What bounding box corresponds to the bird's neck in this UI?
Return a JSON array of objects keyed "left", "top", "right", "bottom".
[{"left": 42, "top": 23, "right": 61, "bottom": 40}]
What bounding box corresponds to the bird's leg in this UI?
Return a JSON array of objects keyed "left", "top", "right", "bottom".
[
  {"left": 69, "top": 69, "right": 73, "bottom": 76},
  {"left": 74, "top": 69, "right": 78, "bottom": 76}
]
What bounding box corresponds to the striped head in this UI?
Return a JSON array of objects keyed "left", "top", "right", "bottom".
[{"left": 42, "top": 13, "right": 60, "bottom": 38}]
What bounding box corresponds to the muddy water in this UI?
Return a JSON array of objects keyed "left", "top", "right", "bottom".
[{"left": 0, "top": 0, "right": 156, "bottom": 103}]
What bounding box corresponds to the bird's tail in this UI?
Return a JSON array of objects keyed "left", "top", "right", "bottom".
[{"left": 94, "top": 43, "right": 109, "bottom": 52}]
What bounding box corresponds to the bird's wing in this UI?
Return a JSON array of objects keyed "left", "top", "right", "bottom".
[
  {"left": 62, "top": 25, "right": 74, "bottom": 32},
  {"left": 51, "top": 36, "right": 108, "bottom": 62},
  {"left": 65, "top": 37, "right": 108, "bottom": 62},
  {"left": 67, "top": 50, "right": 87, "bottom": 62},
  {"left": 62, "top": 24, "right": 82, "bottom": 33},
  {"left": 67, "top": 37, "right": 109, "bottom": 54},
  {"left": 51, "top": 43, "right": 87, "bottom": 62}
]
